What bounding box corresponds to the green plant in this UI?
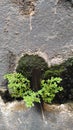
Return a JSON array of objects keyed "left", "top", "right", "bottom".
[
  {"left": 43, "top": 58, "right": 73, "bottom": 102},
  {"left": 23, "top": 77, "right": 63, "bottom": 107},
  {"left": 38, "top": 77, "right": 63, "bottom": 103},
  {"left": 5, "top": 57, "right": 73, "bottom": 106},
  {"left": 4, "top": 73, "right": 30, "bottom": 98},
  {"left": 4, "top": 73, "right": 63, "bottom": 108},
  {"left": 23, "top": 90, "right": 40, "bottom": 107},
  {"left": 4, "top": 73, "right": 40, "bottom": 107}
]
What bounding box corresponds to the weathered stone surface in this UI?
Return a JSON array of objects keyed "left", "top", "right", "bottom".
[
  {"left": 0, "top": 0, "right": 73, "bottom": 87},
  {"left": 0, "top": 1, "right": 73, "bottom": 129},
  {"left": 0, "top": 96, "right": 73, "bottom": 130}
]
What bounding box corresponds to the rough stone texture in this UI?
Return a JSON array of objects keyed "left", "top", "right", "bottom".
[
  {"left": 0, "top": 1, "right": 73, "bottom": 129},
  {"left": 0, "top": 96, "right": 73, "bottom": 130},
  {"left": 1, "top": 0, "right": 73, "bottom": 87}
]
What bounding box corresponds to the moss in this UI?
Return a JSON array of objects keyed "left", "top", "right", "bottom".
[
  {"left": 44, "top": 58, "right": 73, "bottom": 103},
  {"left": 16, "top": 55, "right": 73, "bottom": 103},
  {"left": 60, "top": 58, "right": 73, "bottom": 102},
  {"left": 16, "top": 54, "right": 48, "bottom": 80},
  {"left": 44, "top": 64, "right": 64, "bottom": 79}
]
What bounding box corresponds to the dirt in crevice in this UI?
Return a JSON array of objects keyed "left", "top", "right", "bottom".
[
  {"left": 0, "top": 89, "right": 14, "bottom": 103},
  {"left": 11, "top": 0, "right": 37, "bottom": 15},
  {"left": 0, "top": 88, "right": 23, "bottom": 103}
]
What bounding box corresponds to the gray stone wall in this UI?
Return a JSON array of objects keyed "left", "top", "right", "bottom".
[{"left": 0, "top": 0, "right": 73, "bottom": 87}]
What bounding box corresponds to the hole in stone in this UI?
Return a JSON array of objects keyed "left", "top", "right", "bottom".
[
  {"left": 1, "top": 55, "right": 73, "bottom": 105},
  {"left": 16, "top": 54, "right": 48, "bottom": 90},
  {"left": 0, "top": 88, "right": 23, "bottom": 103},
  {"left": 0, "top": 89, "right": 14, "bottom": 103},
  {"left": 0, "top": 54, "right": 48, "bottom": 103}
]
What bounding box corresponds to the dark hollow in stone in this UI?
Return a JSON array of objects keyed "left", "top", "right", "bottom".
[
  {"left": 16, "top": 54, "right": 48, "bottom": 90},
  {"left": 44, "top": 57, "right": 73, "bottom": 103},
  {"left": 31, "top": 68, "right": 41, "bottom": 91},
  {"left": 0, "top": 88, "right": 23, "bottom": 103},
  {"left": 16, "top": 54, "right": 48, "bottom": 79},
  {"left": 4, "top": 53, "right": 73, "bottom": 104},
  {"left": 0, "top": 90, "right": 14, "bottom": 103}
]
